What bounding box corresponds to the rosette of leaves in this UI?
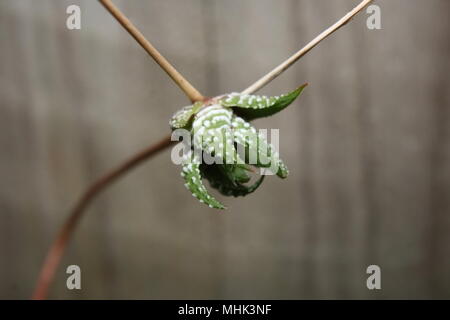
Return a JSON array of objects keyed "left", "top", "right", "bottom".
[{"left": 170, "top": 83, "right": 307, "bottom": 209}]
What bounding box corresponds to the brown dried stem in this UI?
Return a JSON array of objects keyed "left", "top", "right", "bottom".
[
  {"left": 99, "top": 0, "right": 204, "bottom": 102},
  {"left": 242, "top": 0, "right": 374, "bottom": 94},
  {"left": 32, "top": 135, "right": 174, "bottom": 300}
]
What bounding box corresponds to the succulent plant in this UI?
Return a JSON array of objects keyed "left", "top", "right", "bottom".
[{"left": 170, "top": 83, "right": 307, "bottom": 209}]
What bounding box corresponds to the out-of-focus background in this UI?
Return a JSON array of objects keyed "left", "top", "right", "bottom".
[{"left": 1, "top": 0, "right": 449, "bottom": 299}]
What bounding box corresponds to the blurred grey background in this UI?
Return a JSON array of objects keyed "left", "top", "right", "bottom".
[{"left": 0, "top": 0, "right": 449, "bottom": 299}]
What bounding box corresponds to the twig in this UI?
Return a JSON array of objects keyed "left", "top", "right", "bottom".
[
  {"left": 99, "top": 0, "right": 204, "bottom": 102},
  {"left": 242, "top": 0, "right": 374, "bottom": 94},
  {"left": 33, "top": 0, "right": 196, "bottom": 300},
  {"left": 32, "top": 135, "right": 174, "bottom": 300}
]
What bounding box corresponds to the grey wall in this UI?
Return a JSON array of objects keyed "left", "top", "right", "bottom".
[{"left": 0, "top": 0, "right": 449, "bottom": 299}]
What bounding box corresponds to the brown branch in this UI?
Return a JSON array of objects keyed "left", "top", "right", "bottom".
[
  {"left": 99, "top": 0, "right": 204, "bottom": 102},
  {"left": 32, "top": 135, "right": 174, "bottom": 300},
  {"left": 32, "top": 0, "right": 202, "bottom": 299},
  {"left": 242, "top": 0, "right": 374, "bottom": 94}
]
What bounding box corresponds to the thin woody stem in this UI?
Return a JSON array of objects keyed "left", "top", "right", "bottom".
[
  {"left": 242, "top": 0, "right": 374, "bottom": 94},
  {"left": 99, "top": 0, "right": 204, "bottom": 102},
  {"left": 32, "top": 135, "right": 174, "bottom": 300},
  {"left": 33, "top": 0, "right": 198, "bottom": 300}
]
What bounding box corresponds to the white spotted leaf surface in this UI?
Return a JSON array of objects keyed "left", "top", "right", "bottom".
[
  {"left": 170, "top": 84, "right": 306, "bottom": 209},
  {"left": 192, "top": 105, "right": 243, "bottom": 164},
  {"left": 169, "top": 102, "right": 202, "bottom": 130},
  {"left": 219, "top": 83, "right": 307, "bottom": 121},
  {"left": 231, "top": 115, "right": 289, "bottom": 178},
  {"left": 181, "top": 152, "right": 225, "bottom": 209}
]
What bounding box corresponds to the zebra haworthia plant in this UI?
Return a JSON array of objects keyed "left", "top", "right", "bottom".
[{"left": 170, "top": 83, "right": 307, "bottom": 209}]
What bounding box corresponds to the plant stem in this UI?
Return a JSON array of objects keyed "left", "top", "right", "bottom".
[
  {"left": 32, "top": 135, "right": 174, "bottom": 300},
  {"left": 242, "top": 0, "right": 374, "bottom": 94},
  {"left": 99, "top": 0, "right": 204, "bottom": 102}
]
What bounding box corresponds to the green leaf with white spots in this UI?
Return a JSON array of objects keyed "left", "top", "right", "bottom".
[
  {"left": 231, "top": 115, "right": 289, "bottom": 178},
  {"left": 219, "top": 83, "right": 307, "bottom": 121},
  {"left": 169, "top": 101, "right": 203, "bottom": 130},
  {"left": 192, "top": 104, "right": 243, "bottom": 164},
  {"left": 171, "top": 82, "right": 307, "bottom": 209},
  {"left": 181, "top": 152, "right": 225, "bottom": 209}
]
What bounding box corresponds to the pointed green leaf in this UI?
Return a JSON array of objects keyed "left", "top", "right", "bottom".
[
  {"left": 169, "top": 101, "right": 203, "bottom": 130},
  {"left": 181, "top": 152, "right": 225, "bottom": 209},
  {"left": 219, "top": 83, "right": 307, "bottom": 121},
  {"left": 232, "top": 115, "right": 289, "bottom": 178}
]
